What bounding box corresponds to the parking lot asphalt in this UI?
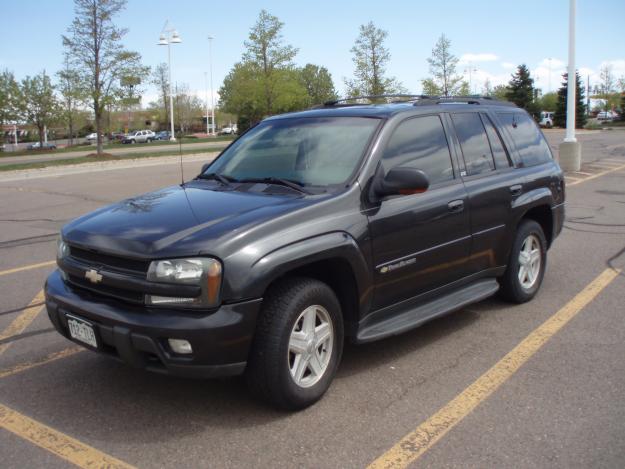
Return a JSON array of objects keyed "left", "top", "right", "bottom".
[{"left": 0, "top": 129, "right": 624, "bottom": 468}]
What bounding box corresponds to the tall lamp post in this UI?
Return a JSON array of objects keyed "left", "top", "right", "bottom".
[
  {"left": 158, "top": 22, "right": 181, "bottom": 141},
  {"left": 208, "top": 35, "right": 215, "bottom": 136},
  {"left": 559, "top": 0, "right": 581, "bottom": 171}
]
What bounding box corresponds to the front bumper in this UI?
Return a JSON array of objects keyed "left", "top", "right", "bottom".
[{"left": 45, "top": 270, "right": 262, "bottom": 378}]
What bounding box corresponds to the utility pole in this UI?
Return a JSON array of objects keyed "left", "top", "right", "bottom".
[
  {"left": 208, "top": 35, "right": 215, "bottom": 136},
  {"left": 559, "top": 0, "right": 581, "bottom": 171}
]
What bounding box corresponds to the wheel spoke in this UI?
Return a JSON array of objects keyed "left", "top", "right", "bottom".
[
  {"left": 308, "top": 352, "right": 324, "bottom": 377},
  {"left": 292, "top": 354, "right": 309, "bottom": 383},
  {"left": 302, "top": 308, "right": 317, "bottom": 334},
  {"left": 315, "top": 322, "right": 331, "bottom": 347},
  {"left": 289, "top": 331, "right": 308, "bottom": 355}
]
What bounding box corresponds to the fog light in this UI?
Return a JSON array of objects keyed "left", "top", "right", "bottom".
[{"left": 168, "top": 339, "right": 193, "bottom": 354}]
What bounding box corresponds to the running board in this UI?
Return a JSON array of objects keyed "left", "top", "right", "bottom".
[{"left": 356, "top": 278, "right": 500, "bottom": 343}]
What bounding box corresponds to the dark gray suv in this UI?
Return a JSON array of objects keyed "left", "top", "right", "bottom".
[{"left": 46, "top": 95, "right": 565, "bottom": 409}]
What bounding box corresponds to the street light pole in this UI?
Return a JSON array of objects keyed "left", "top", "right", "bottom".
[
  {"left": 204, "top": 72, "right": 209, "bottom": 135},
  {"left": 559, "top": 0, "right": 581, "bottom": 171},
  {"left": 158, "top": 22, "right": 181, "bottom": 142},
  {"left": 208, "top": 35, "right": 215, "bottom": 136}
]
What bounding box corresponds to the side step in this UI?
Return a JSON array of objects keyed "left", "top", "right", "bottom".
[{"left": 356, "top": 278, "right": 499, "bottom": 343}]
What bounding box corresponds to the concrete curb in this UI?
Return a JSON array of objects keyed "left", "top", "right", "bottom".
[{"left": 0, "top": 152, "right": 218, "bottom": 183}]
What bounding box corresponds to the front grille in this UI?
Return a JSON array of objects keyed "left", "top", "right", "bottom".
[
  {"left": 67, "top": 273, "right": 144, "bottom": 304},
  {"left": 69, "top": 246, "right": 150, "bottom": 274},
  {"left": 66, "top": 245, "right": 149, "bottom": 304}
]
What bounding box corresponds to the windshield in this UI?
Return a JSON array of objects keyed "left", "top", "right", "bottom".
[{"left": 204, "top": 117, "right": 380, "bottom": 187}]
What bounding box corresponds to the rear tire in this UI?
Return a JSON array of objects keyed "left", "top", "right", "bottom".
[
  {"left": 246, "top": 277, "right": 343, "bottom": 410},
  {"left": 499, "top": 220, "right": 547, "bottom": 303}
]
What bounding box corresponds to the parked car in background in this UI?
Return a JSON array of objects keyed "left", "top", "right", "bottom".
[
  {"left": 27, "top": 142, "right": 57, "bottom": 150},
  {"left": 219, "top": 125, "right": 237, "bottom": 135},
  {"left": 596, "top": 111, "right": 617, "bottom": 122},
  {"left": 109, "top": 132, "right": 126, "bottom": 141},
  {"left": 155, "top": 131, "right": 171, "bottom": 141},
  {"left": 122, "top": 130, "right": 156, "bottom": 144},
  {"left": 85, "top": 133, "right": 103, "bottom": 142},
  {"left": 539, "top": 111, "right": 554, "bottom": 128}
]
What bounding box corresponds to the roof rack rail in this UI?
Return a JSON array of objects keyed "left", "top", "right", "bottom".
[
  {"left": 413, "top": 95, "right": 516, "bottom": 107},
  {"left": 323, "top": 94, "right": 433, "bottom": 106}
]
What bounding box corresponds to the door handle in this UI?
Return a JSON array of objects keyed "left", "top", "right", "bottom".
[
  {"left": 509, "top": 184, "right": 523, "bottom": 196},
  {"left": 447, "top": 200, "right": 464, "bottom": 213}
]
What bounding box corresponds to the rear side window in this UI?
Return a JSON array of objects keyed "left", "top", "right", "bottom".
[
  {"left": 383, "top": 115, "right": 454, "bottom": 185},
  {"left": 451, "top": 113, "right": 495, "bottom": 176},
  {"left": 481, "top": 114, "right": 512, "bottom": 169},
  {"left": 497, "top": 112, "right": 552, "bottom": 166}
]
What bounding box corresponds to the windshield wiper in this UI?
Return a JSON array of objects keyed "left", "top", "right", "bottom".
[
  {"left": 237, "top": 177, "right": 313, "bottom": 195},
  {"left": 197, "top": 172, "right": 236, "bottom": 186}
]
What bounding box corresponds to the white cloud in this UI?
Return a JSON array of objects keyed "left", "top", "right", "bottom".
[
  {"left": 501, "top": 62, "right": 515, "bottom": 70},
  {"left": 459, "top": 53, "right": 498, "bottom": 65}
]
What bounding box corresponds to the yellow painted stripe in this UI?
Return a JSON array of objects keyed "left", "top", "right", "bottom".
[
  {"left": 0, "top": 403, "right": 136, "bottom": 469},
  {"left": 0, "top": 347, "right": 83, "bottom": 379},
  {"left": 368, "top": 268, "right": 620, "bottom": 469},
  {"left": 0, "top": 260, "right": 56, "bottom": 277},
  {"left": 568, "top": 163, "right": 625, "bottom": 186},
  {"left": 0, "top": 290, "right": 45, "bottom": 356}
]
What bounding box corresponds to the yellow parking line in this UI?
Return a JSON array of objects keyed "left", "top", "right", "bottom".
[
  {"left": 368, "top": 268, "right": 620, "bottom": 469},
  {"left": 0, "top": 260, "right": 56, "bottom": 277},
  {"left": 0, "top": 347, "right": 83, "bottom": 380},
  {"left": 0, "top": 290, "right": 45, "bottom": 356},
  {"left": 568, "top": 163, "right": 625, "bottom": 186},
  {"left": 0, "top": 403, "right": 136, "bottom": 469}
]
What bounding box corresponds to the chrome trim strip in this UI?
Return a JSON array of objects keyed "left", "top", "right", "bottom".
[
  {"left": 376, "top": 235, "right": 471, "bottom": 270},
  {"left": 473, "top": 224, "right": 506, "bottom": 237}
]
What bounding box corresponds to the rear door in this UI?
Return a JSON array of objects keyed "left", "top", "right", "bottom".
[
  {"left": 368, "top": 114, "right": 472, "bottom": 310},
  {"left": 449, "top": 111, "right": 518, "bottom": 272}
]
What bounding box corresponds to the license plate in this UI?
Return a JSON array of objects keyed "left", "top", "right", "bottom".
[{"left": 66, "top": 315, "right": 98, "bottom": 348}]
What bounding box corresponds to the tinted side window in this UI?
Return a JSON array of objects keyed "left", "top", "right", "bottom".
[
  {"left": 497, "top": 112, "right": 552, "bottom": 166},
  {"left": 481, "top": 114, "right": 512, "bottom": 169},
  {"left": 451, "top": 113, "right": 495, "bottom": 176},
  {"left": 383, "top": 115, "right": 454, "bottom": 185}
]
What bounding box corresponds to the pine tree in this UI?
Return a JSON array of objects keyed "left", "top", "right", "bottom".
[
  {"left": 553, "top": 71, "right": 587, "bottom": 128},
  {"left": 505, "top": 64, "right": 539, "bottom": 117}
]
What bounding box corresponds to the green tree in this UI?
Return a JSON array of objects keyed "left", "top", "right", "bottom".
[
  {"left": 505, "top": 64, "right": 538, "bottom": 116},
  {"left": 422, "top": 34, "right": 464, "bottom": 97},
  {"left": 299, "top": 64, "right": 337, "bottom": 105},
  {"left": 492, "top": 84, "right": 510, "bottom": 101},
  {"left": 346, "top": 21, "right": 404, "bottom": 97},
  {"left": 18, "top": 71, "right": 60, "bottom": 147},
  {"left": 151, "top": 63, "right": 169, "bottom": 127},
  {"left": 219, "top": 11, "right": 310, "bottom": 127},
  {"left": 537, "top": 92, "right": 558, "bottom": 112},
  {"left": 57, "top": 55, "right": 85, "bottom": 145},
  {"left": 553, "top": 71, "right": 587, "bottom": 128},
  {"left": 63, "top": 0, "right": 148, "bottom": 155},
  {"left": 0, "top": 69, "right": 19, "bottom": 126},
  {"left": 243, "top": 9, "right": 298, "bottom": 115}
]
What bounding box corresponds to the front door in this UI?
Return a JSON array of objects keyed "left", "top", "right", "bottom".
[{"left": 367, "top": 114, "right": 472, "bottom": 311}]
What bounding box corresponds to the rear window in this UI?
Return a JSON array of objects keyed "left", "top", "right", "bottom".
[{"left": 496, "top": 112, "right": 552, "bottom": 166}]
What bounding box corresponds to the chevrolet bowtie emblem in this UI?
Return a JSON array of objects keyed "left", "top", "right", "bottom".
[{"left": 85, "top": 269, "right": 103, "bottom": 284}]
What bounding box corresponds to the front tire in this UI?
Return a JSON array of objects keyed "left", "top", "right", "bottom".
[
  {"left": 246, "top": 277, "right": 344, "bottom": 410},
  {"left": 499, "top": 220, "right": 547, "bottom": 303}
]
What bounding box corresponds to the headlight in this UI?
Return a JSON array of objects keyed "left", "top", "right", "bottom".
[
  {"left": 56, "top": 238, "right": 69, "bottom": 260},
  {"left": 146, "top": 258, "right": 222, "bottom": 308}
]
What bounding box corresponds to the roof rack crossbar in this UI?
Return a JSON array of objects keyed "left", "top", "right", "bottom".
[
  {"left": 323, "top": 94, "right": 433, "bottom": 106},
  {"left": 413, "top": 95, "right": 515, "bottom": 107}
]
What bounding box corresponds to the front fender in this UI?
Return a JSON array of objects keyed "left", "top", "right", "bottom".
[{"left": 223, "top": 231, "right": 371, "bottom": 305}]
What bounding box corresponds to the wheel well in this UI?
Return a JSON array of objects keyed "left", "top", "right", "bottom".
[
  {"left": 268, "top": 259, "right": 360, "bottom": 336},
  {"left": 521, "top": 205, "right": 553, "bottom": 247}
]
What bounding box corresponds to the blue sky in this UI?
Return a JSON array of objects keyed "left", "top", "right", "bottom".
[{"left": 2, "top": 0, "right": 624, "bottom": 105}]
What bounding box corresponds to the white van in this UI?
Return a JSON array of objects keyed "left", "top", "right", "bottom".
[{"left": 539, "top": 111, "right": 554, "bottom": 128}]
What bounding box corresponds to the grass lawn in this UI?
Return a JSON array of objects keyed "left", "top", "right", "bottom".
[
  {"left": 1, "top": 135, "right": 234, "bottom": 158},
  {"left": 0, "top": 147, "right": 226, "bottom": 172}
]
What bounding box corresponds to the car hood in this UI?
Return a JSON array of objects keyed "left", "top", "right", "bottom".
[{"left": 62, "top": 183, "right": 314, "bottom": 258}]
